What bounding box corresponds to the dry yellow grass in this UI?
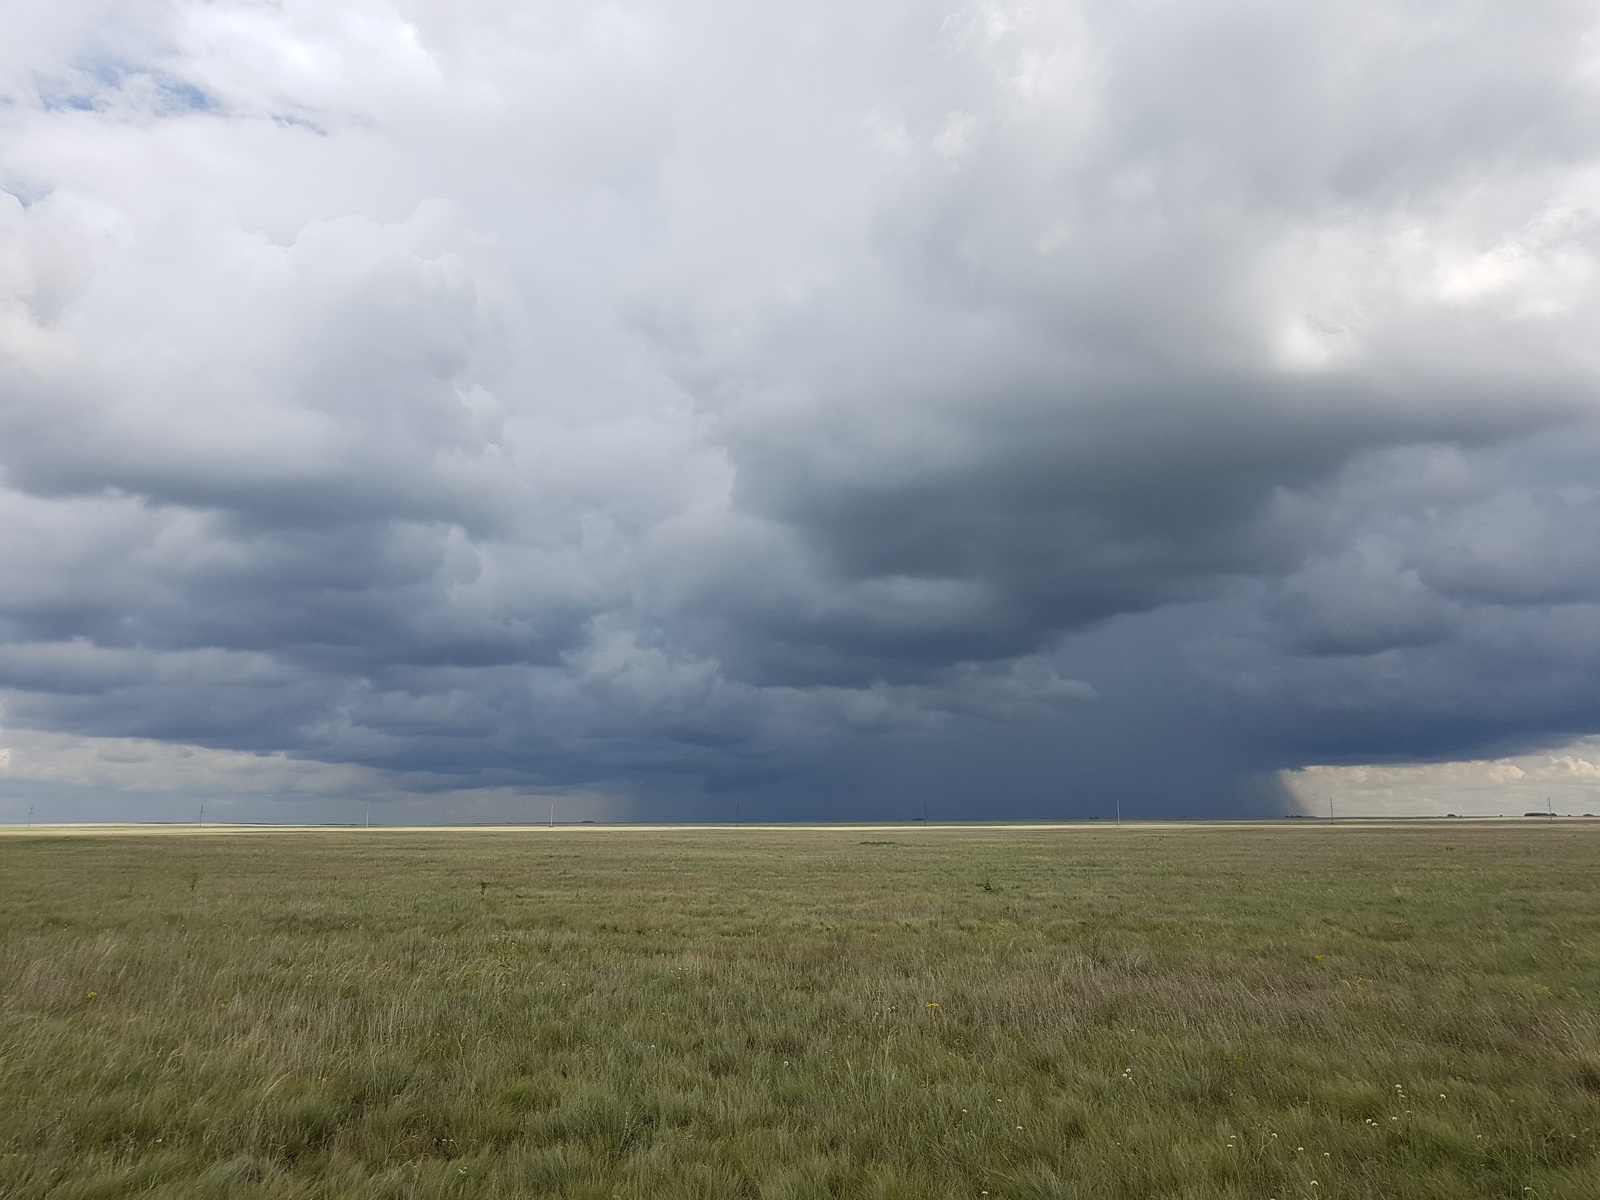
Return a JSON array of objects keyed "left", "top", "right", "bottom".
[{"left": 1, "top": 822, "right": 1597, "bottom": 1198}]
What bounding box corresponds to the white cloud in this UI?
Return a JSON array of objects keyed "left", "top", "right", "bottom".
[
  {"left": 0, "top": 723, "right": 378, "bottom": 795},
  {"left": 932, "top": 111, "right": 978, "bottom": 162},
  {"left": 1547, "top": 754, "right": 1600, "bottom": 780},
  {"left": 1283, "top": 737, "right": 1600, "bottom": 817}
]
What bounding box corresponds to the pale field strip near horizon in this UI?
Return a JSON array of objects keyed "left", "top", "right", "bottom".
[{"left": 3, "top": 817, "right": 1596, "bottom": 837}]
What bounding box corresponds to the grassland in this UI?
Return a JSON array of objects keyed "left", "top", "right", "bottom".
[{"left": 0, "top": 822, "right": 1597, "bottom": 1199}]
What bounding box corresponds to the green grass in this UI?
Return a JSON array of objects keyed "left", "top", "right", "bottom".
[{"left": 1, "top": 822, "right": 1598, "bottom": 1199}]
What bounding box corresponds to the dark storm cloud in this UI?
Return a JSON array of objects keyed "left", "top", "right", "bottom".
[
  {"left": 1191, "top": 427, "right": 1600, "bottom": 765},
  {"left": 1, "top": 0, "right": 1599, "bottom": 818}
]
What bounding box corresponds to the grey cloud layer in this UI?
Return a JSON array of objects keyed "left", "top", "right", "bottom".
[
  {"left": 2, "top": 0, "right": 1599, "bottom": 817},
  {"left": 1196, "top": 430, "right": 1600, "bottom": 763}
]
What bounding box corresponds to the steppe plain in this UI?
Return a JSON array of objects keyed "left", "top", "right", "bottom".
[{"left": 0, "top": 821, "right": 1596, "bottom": 1198}]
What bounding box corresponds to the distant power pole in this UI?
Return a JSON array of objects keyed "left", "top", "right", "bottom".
[{"left": 26, "top": 805, "right": 32, "bottom": 830}]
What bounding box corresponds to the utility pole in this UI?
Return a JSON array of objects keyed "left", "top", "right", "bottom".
[{"left": 26, "top": 805, "right": 32, "bottom": 830}]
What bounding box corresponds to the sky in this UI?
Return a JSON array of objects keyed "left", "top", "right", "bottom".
[{"left": 3, "top": 0, "right": 1600, "bottom": 823}]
